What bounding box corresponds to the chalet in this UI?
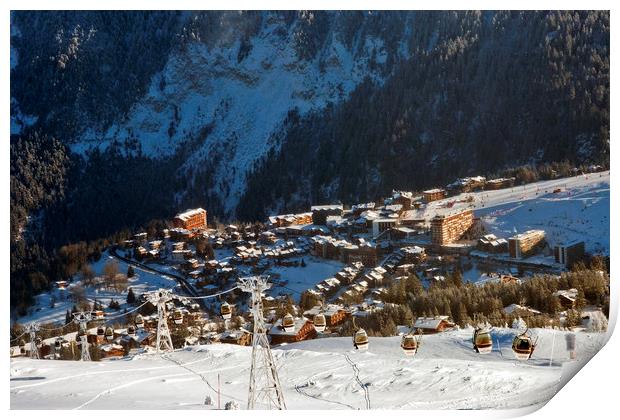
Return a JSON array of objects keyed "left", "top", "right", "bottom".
[
  {"left": 423, "top": 188, "right": 447, "bottom": 203},
  {"left": 478, "top": 234, "right": 508, "bottom": 253},
  {"left": 171, "top": 249, "right": 190, "bottom": 261},
  {"left": 398, "top": 210, "right": 426, "bottom": 229},
  {"left": 484, "top": 177, "right": 516, "bottom": 190},
  {"left": 269, "top": 317, "right": 317, "bottom": 345},
  {"left": 268, "top": 212, "right": 313, "bottom": 228},
  {"left": 340, "top": 242, "right": 379, "bottom": 267},
  {"left": 372, "top": 218, "right": 398, "bottom": 237},
  {"left": 413, "top": 316, "right": 455, "bottom": 334},
  {"left": 363, "top": 267, "right": 387, "bottom": 288},
  {"left": 134, "top": 232, "right": 148, "bottom": 243},
  {"left": 554, "top": 289, "right": 578, "bottom": 309},
  {"left": 351, "top": 202, "right": 375, "bottom": 216},
  {"left": 169, "top": 227, "right": 192, "bottom": 241},
  {"left": 219, "top": 329, "right": 252, "bottom": 346},
  {"left": 311, "top": 204, "right": 344, "bottom": 225},
  {"left": 446, "top": 176, "right": 486, "bottom": 194},
  {"left": 303, "top": 304, "right": 349, "bottom": 328},
  {"left": 100, "top": 344, "right": 125, "bottom": 358},
  {"left": 401, "top": 246, "right": 426, "bottom": 264},
  {"left": 135, "top": 246, "right": 148, "bottom": 259},
  {"left": 390, "top": 191, "right": 414, "bottom": 210}
]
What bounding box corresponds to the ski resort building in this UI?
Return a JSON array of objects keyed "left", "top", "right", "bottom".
[
  {"left": 554, "top": 240, "right": 585, "bottom": 267},
  {"left": 508, "top": 230, "right": 546, "bottom": 259},
  {"left": 311, "top": 204, "right": 344, "bottom": 225},
  {"left": 268, "top": 212, "right": 313, "bottom": 227},
  {"left": 430, "top": 210, "right": 474, "bottom": 245},
  {"left": 484, "top": 177, "right": 516, "bottom": 190},
  {"left": 390, "top": 191, "right": 414, "bottom": 210},
  {"left": 373, "top": 218, "right": 399, "bottom": 237},
  {"left": 172, "top": 208, "right": 207, "bottom": 231},
  {"left": 423, "top": 188, "right": 447, "bottom": 203},
  {"left": 340, "top": 243, "right": 380, "bottom": 267}
]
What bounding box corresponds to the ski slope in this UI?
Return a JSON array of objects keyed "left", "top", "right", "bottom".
[
  {"left": 10, "top": 328, "right": 608, "bottom": 410},
  {"left": 419, "top": 171, "right": 610, "bottom": 255}
]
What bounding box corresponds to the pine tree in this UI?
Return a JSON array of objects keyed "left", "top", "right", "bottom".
[{"left": 127, "top": 288, "right": 136, "bottom": 305}]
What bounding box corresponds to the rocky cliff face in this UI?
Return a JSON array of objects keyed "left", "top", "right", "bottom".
[
  {"left": 11, "top": 11, "right": 609, "bottom": 226},
  {"left": 11, "top": 11, "right": 412, "bottom": 217}
]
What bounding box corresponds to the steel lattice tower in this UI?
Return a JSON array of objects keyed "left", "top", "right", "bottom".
[
  {"left": 150, "top": 290, "right": 174, "bottom": 353},
  {"left": 26, "top": 322, "right": 40, "bottom": 359},
  {"left": 73, "top": 312, "right": 92, "bottom": 361},
  {"left": 237, "top": 276, "right": 286, "bottom": 410}
]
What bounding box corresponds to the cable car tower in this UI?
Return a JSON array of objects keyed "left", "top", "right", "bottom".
[
  {"left": 73, "top": 312, "right": 92, "bottom": 361},
  {"left": 149, "top": 289, "right": 174, "bottom": 354},
  {"left": 25, "top": 322, "right": 40, "bottom": 359},
  {"left": 237, "top": 276, "right": 286, "bottom": 410}
]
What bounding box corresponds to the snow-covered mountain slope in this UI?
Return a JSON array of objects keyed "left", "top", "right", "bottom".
[
  {"left": 10, "top": 328, "right": 607, "bottom": 410},
  {"left": 412, "top": 171, "right": 610, "bottom": 254},
  {"left": 71, "top": 12, "right": 407, "bottom": 215}
]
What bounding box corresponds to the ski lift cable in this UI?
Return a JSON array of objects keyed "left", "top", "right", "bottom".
[
  {"left": 174, "top": 286, "right": 240, "bottom": 300},
  {"left": 37, "top": 319, "right": 76, "bottom": 332},
  {"left": 103, "top": 300, "right": 151, "bottom": 321},
  {"left": 10, "top": 331, "right": 28, "bottom": 342}
]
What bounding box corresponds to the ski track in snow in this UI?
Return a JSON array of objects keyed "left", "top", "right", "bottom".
[{"left": 10, "top": 329, "right": 608, "bottom": 410}]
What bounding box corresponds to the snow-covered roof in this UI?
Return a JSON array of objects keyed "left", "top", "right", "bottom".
[
  {"left": 175, "top": 208, "right": 206, "bottom": 221},
  {"left": 414, "top": 316, "right": 451, "bottom": 330},
  {"left": 269, "top": 317, "right": 309, "bottom": 336}
]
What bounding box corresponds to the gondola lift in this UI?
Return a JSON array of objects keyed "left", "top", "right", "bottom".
[
  {"left": 313, "top": 313, "right": 326, "bottom": 333},
  {"left": 173, "top": 309, "right": 184, "bottom": 325},
  {"left": 512, "top": 329, "right": 537, "bottom": 360},
  {"left": 135, "top": 314, "right": 145, "bottom": 329},
  {"left": 282, "top": 313, "right": 295, "bottom": 333},
  {"left": 473, "top": 325, "right": 493, "bottom": 354},
  {"left": 401, "top": 327, "right": 421, "bottom": 356},
  {"left": 352, "top": 318, "right": 369, "bottom": 351},
  {"left": 353, "top": 328, "right": 369, "bottom": 351},
  {"left": 221, "top": 302, "right": 232, "bottom": 320}
]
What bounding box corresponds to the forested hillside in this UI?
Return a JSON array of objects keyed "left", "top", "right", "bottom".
[
  {"left": 10, "top": 11, "right": 609, "bottom": 311},
  {"left": 238, "top": 11, "right": 609, "bottom": 220}
]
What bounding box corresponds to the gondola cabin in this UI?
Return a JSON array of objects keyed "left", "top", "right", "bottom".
[
  {"left": 97, "top": 327, "right": 105, "bottom": 338},
  {"left": 54, "top": 338, "right": 63, "bottom": 351},
  {"left": 353, "top": 328, "right": 369, "bottom": 351},
  {"left": 105, "top": 327, "right": 114, "bottom": 341},
  {"left": 127, "top": 326, "right": 136, "bottom": 337},
  {"left": 512, "top": 333, "right": 535, "bottom": 360},
  {"left": 173, "top": 310, "right": 184, "bottom": 325},
  {"left": 135, "top": 315, "right": 145, "bottom": 329},
  {"left": 400, "top": 333, "right": 418, "bottom": 356},
  {"left": 221, "top": 302, "right": 232, "bottom": 320},
  {"left": 313, "top": 313, "right": 326, "bottom": 332},
  {"left": 473, "top": 328, "right": 493, "bottom": 354},
  {"left": 282, "top": 313, "right": 295, "bottom": 333},
  {"left": 91, "top": 310, "right": 105, "bottom": 320}
]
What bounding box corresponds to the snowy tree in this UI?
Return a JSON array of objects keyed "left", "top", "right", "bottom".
[
  {"left": 512, "top": 317, "right": 527, "bottom": 330},
  {"left": 224, "top": 401, "right": 239, "bottom": 410}
]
